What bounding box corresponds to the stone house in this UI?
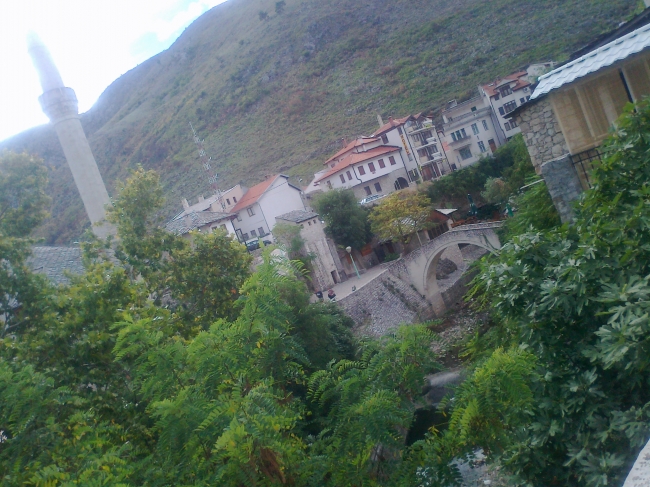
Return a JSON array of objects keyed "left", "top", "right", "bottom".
[
  {"left": 165, "top": 210, "right": 237, "bottom": 238},
  {"left": 440, "top": 96, "right": 504, "bottom": 169},
  {"left": 511, "top": 18, "right": 650, "bottom": 221},
  {"left": 274, "top": 209, "right": 346, "bottom": 290}
]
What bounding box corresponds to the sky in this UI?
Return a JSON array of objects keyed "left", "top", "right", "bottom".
[{"left": 0, "top": 0, "right": 228, "bottom": 142}]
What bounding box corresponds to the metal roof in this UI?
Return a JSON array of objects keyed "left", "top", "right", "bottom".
[{"left": 531, "top": 23, "right": 650, "bottom": 100}]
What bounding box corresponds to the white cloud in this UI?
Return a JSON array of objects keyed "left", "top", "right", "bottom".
[{"left": 0, "top": 0, "right": 227, "bottom": 141}]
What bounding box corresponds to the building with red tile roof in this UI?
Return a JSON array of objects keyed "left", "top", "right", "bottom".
[{"left": 479, "top": 69, "right": 535, "bottom": 139}]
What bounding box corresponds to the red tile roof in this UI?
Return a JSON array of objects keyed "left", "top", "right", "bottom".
[
  {"left": 324, "top": 137, "right": 380, "bottom": 165},
  {"left": 315, "top": 146, "right": 402, "bottom": 183},
  {"left": 231, "top": 175, "right": 280, "bottom": 213},
  {"left": 481, "top": 71, "right": 530, "bottom": 97},
  {"left": 372, "top": 115, "right": 413, "bottom": 136}
]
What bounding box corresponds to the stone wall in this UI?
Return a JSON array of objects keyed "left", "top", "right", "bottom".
[
  {"left": 541, "top": 154, "right": 584, "bottom": 223},
  {"left": 516, "top": 97, "right": 569, "bottom": 174},
  {"left": 336, "top": 266, "right": 435, "bottom": 336}
]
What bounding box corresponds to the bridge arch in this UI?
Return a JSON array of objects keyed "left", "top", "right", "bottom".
[{"left": 400, "top": 223, "right": 503, "bottom": 314}]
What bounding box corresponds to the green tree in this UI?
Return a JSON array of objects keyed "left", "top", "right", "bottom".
[
  {"left": 460, "top": 101, "right": 650, "bottom": 486},
  {"left": 313, "top": 189, "right": 372, "bottom": 250},
  {"left": 0, "top": 152, "right": 52, "bottom": 339},
  {"left": 258, "top": 10, "right": 269, "bottom": 21},
  {"left": 369, "top": 191, "right": 432, "bottom": 247}
]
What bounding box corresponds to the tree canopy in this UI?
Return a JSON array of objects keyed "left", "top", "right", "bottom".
[
  {"left": 312, "top": 189, "right": 372, "bottom": 249},
  {"left": 369, "top": 191, "right": 432, "bottom": 246}
]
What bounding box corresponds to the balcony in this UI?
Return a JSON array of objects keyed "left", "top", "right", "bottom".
[
  {"left": 449, "top": 134, "right": 472, "bottom": 146},
  {"left": 411, "top": 136, "right": 438, "bottom": 149},
  {"left": 406, "top": 121, "right": 434, "bottom": 135}
]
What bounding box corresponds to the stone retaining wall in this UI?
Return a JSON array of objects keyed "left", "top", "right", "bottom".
[{"left": 336, "top": 269, "right": 435, "bottom": 336}]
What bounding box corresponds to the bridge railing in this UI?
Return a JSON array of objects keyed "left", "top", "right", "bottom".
[{"left": 448, "top": 221, "right": 503, "bottom": 232}]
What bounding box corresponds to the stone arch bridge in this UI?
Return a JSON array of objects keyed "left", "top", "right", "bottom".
[
  {"left": 400, "top": 222, "right": 503, "bottom": 313},
  {"left": 337, "top": 222, "right": 503, "bottom": 335}
]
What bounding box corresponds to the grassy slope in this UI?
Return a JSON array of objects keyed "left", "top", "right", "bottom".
[{"left": 0, "top": 0, "right": 640, "bottom": 243}]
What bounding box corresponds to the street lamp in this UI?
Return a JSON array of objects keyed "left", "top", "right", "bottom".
[{"left": 346, "top": 246, "right": 361, "bottom": 279}]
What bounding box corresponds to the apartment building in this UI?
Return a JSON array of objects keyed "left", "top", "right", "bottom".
[
  {"left": 440, "top": 96, "right": 502, "bottom": 169},
  {"left": 480, "top": 71, "right": 531, "bottom": 140},
  {"left": 403, "top": 115, "right": 450, "bottom": 181},
  {"left": 313, "top": 144, "right": 411, "bottom": 201}
]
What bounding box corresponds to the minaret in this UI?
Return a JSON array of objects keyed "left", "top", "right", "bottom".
[{"left": 28, "top": 34, "right": 115, "bottom": 239}]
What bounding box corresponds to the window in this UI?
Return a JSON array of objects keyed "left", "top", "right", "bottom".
[
  {"left": 226, "top": 198, "right": 231, "bottom": 205},
  {"left": 258, "top": 227, "right": 265, "bottom": 236},
  {"left": 511, "top": 119, "right": 518, "bottom": 128},
  {"left": 471, "top": 123, "right": 479, "bottom": 135},
  {"left": 340, "top": 174, "right": 346, "bottom": 183},
  {"left": 408, "top": 169, "right": 420, "bottom": 182},
  {"left": 478, "top": 141, "right": 487, "bottom": 152},
  {"left": 251, "top": 229, "right": 257, "bottom": 237},
  {"left": 500, "top": 85, "right": 512, "bottom": 96},
  {"left": 346, "top": 170, "right": 352, "bottom": 180},
  {"left": 494, "top": 93, "right": 500, "bottom": 101},
  {"left": 389, "top": 156, "right": 396, "bottom": 165},
  {"left": 242, "top": 233, "right": 249, "bottom": 241},
  {"left": 504, "top": 122, "right": 511, "bottom": 131},
  {"left": 523, "top": 87, "right": 529, "bottom": 92},
  {"left": 313, "top": 220, "right": 316, "bottom": 224},
  {"left": 236, "top": 213, "right": 242, "bottom": 222},
  {"left": 498, "top": 107, "right": 505, "bottom": 115},
  {"left": 520, "top": 98, "right": 525, "bottom": 104},
  {"left": 459, "top": 147, "right": 472, "bottom": 160},
  {"left": 482, "top": 120, "right": 488, "bottom": 131},
  {"left": 398, "top": 127, "right": 403, "bottom": 135},
  {"left": 247, "top": 207, "right": 255, "bottom": 217},
  {"left": 503, "top": 101, "right": 517, "bottom": 114},
  {"left": 451, "top": 132, "right": 457, "bottom": 142},
  {"left": 526, "top": 95, "right": 530, "bottom": 101},
  {"left": 327, "top": 181, "right": 332, "bottom": 189},
  {"left": 358, "top": 166, "right": 366, "bottom": 175},
  {"left": 378, "top": 158, "right": 385, "bottom": 168},
  {"left": 308, "top": 221, "right": 311, "bottom": 226},
  {"left": 451, "top": 163, "right": 458, "bottom": 171},
  {"left": 368, "top": 162, "right": 376, "bottom": 172},
  {"left": 374, "top": 182, "right": 382, "bottom": 192},
  {"left": 331, "top": 163, "right": 335, "bottom": 168},
  {"left": 364, "top": 186, "right": 372, "bottom": 196},
  {"left": 233, "top": 196, "right": 237, "bottom": 202},
  {"left": 471, "top": 106, "right": 477, "bottom": 112},
  {"left": 381, "top": 134, "right": 388, "bottom": 144},
  {"left": 453, "top": 128, "right": 467, "bottom": 140}
]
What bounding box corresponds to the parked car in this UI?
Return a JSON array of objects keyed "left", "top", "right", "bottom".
[
  {"left": 359, "top": 194, "right": 387, "bottom": 205},
  {"left": 245, "top": 239, "right": 260, "bottom": 251}
]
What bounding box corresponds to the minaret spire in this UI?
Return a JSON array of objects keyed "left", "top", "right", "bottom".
[{"left": 27, "top": 34, "right": 115, "bottom": 239}]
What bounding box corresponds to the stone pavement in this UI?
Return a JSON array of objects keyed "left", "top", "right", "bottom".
[{"left": 311, "top": 264, "right": 389, "bottom": 302}]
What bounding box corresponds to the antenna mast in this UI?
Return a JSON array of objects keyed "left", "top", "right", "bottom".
[{"left": 189, "top": 122, "right": 225, "bottom": 210}]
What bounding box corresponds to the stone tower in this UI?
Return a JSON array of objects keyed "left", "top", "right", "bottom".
[{"left": 28, "top": 34, "right": 115, "bottom": 238}]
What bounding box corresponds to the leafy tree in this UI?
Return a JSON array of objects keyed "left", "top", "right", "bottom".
[
  {"left": 259, "top": 10, "right": 269, "bottom": 21},
  {"left": 313, "top": 189, "right": 372, "bottom": 250},
  {"left": 275, "top": 1, "right": 286, "bottom": 14},
  {"left": 369, "top": 191, "right": 432, "bottom": 247},
  {"left": 0, "top": 152, "right": 52, "bottom": 339},
  {"left": 460, "top": 101, "right": 650, "bottom": 486}
]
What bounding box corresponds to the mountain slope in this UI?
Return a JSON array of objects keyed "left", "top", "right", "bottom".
[{"left": 1, "top": 0, "right": 640, "bottom": 243}]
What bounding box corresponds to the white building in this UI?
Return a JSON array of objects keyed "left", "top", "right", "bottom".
[
  {"left": 230, "top": 174, "right": 305, "bottom": 242},
  {"left": 440, "top": 96, "right": 503, "bottom": 169},
  {"left": 313, "top": 144, "right": 411, "bottom": 201},
  {"left": 402, "top": 115, "right": 450, "bottom": 181},
  {"left": 479, "top": 71, "right": 531, "bottom": 141}
]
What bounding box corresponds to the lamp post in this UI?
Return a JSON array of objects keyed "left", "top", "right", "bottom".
[{"left": 346, "top": 246, "right": 361, "bottom": 279}]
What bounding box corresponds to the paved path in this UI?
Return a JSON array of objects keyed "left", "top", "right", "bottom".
[{"left": 312, "top": 264, "right": 389, "bottom": 302}]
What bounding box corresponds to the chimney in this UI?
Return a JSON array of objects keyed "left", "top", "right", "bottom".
[
  {"left": 198, "top": 195, "right": 204, "bottom": 202},
  {"left": 182, "top": 198, "right": 189, "bottom": 209},
  {"left": 376, "top": 113, "right": 384, "bottom": 127}
]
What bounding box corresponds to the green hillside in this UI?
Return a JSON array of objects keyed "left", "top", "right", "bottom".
[{"left": 1, "top": 0, "right": 641, "bottom": 243}]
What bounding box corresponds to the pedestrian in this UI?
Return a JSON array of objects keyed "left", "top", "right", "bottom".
[
  {"left": 315, "top": 290, "right": 323, "bottom": 301},
  {"left": 327, "top": 289, "right": 336, "bottom": 302}
]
